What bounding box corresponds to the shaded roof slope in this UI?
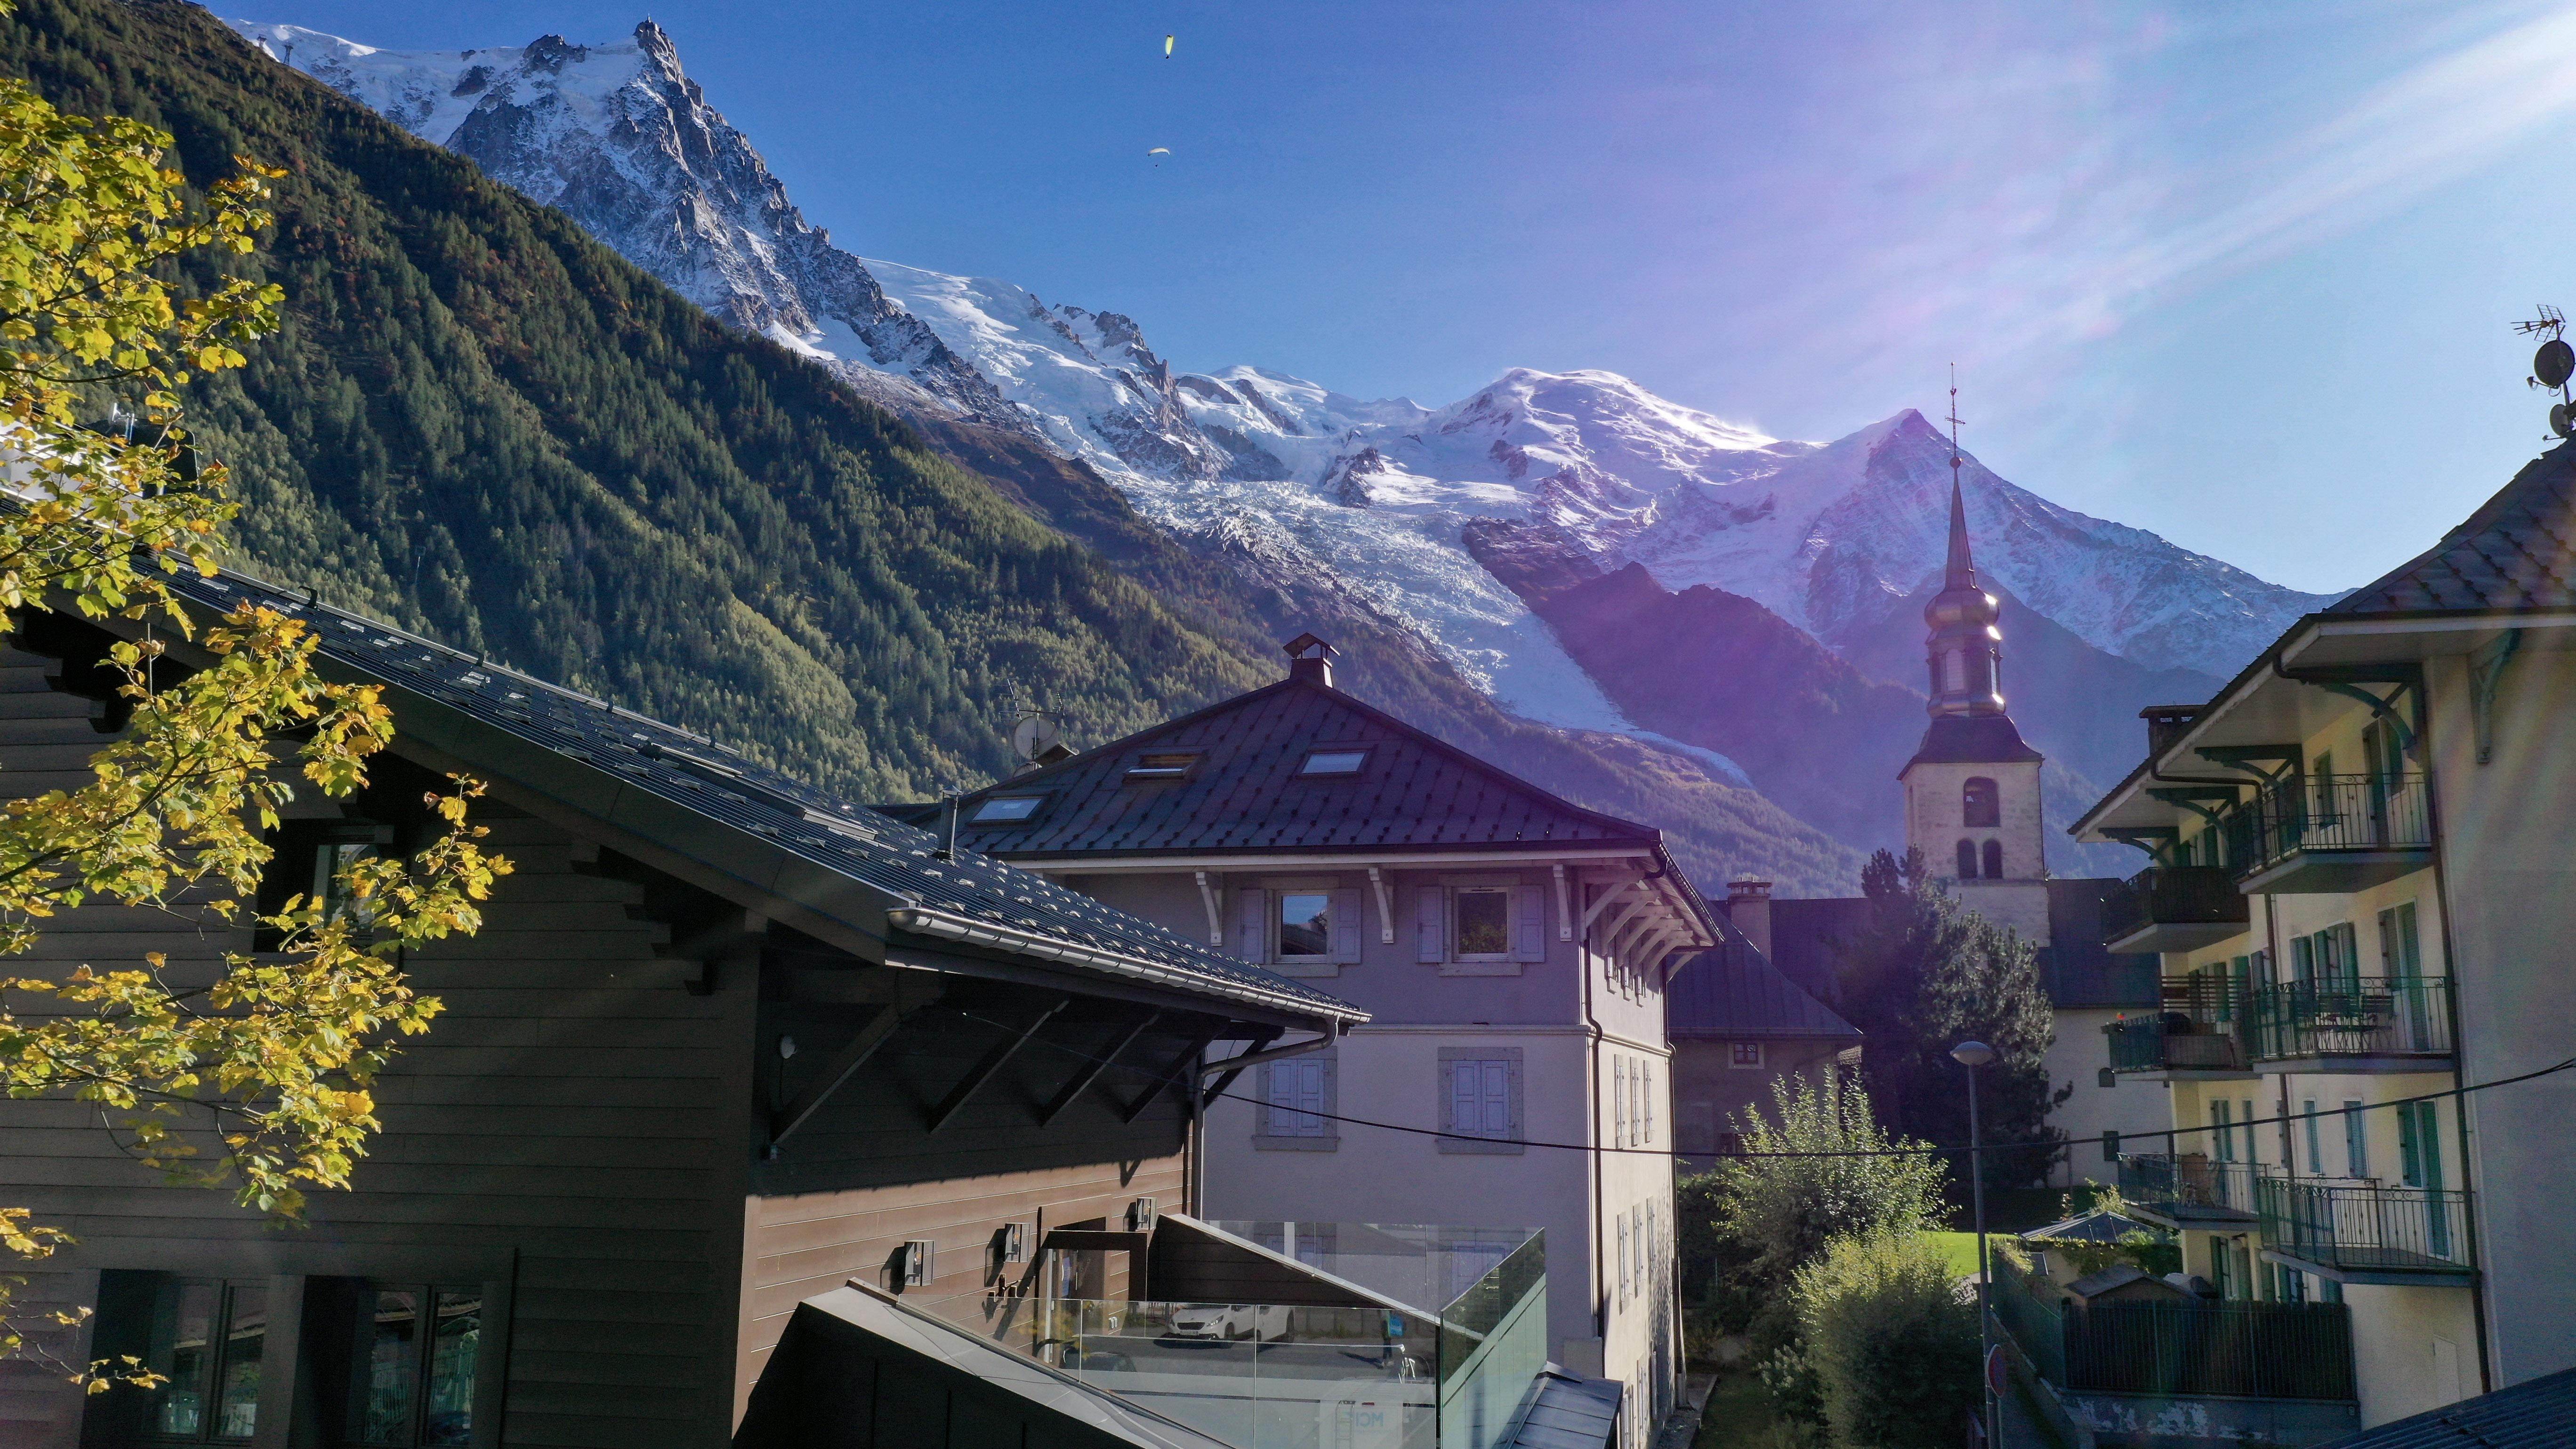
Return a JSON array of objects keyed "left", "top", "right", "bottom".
[
  {"left": 2314, "top": 1366, "right": 2576, "bottom": 1449},
  {"left": 157, "top": 567, "right": 1361, "bottom": 1027},
  {"left": 918, "top": 676, "right": 1667, "bottom": 859},
  {"left": 2332, "top": 442, "right": 2576, "bottom": 615},
  {"left": 1668, "top": 932, "right": 1861, "bottom": 1041}
]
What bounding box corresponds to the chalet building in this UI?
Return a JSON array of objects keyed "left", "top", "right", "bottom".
[
  {"left": 892, "top": 637, "right": 1722, "bottom": 1449},
  {"left": 0, "top": 567, "right": 1381, "bottom": 1448},
  {"left": 2068, "top": 441, "right": 2576, "bottom": 1430},
  {"left": 1690, "top": 485, "right": 2165, "bottom": 1187},
  {"left": 1665, "top": 881, "right": 1860, "bottom": 1170}
]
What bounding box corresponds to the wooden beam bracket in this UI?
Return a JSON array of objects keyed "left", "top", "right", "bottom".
[{"left": 926, "top": 998, "right": 1070, "bottom": 1134}]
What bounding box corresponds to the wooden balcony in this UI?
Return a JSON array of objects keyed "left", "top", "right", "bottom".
[{"left": 2102, "top": 866, "right": 2251, "bottom": 953}]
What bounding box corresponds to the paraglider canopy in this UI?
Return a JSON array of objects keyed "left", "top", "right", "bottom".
[
  {"left": 1147, "top": 147, "right": 1171, "bottom": 155},
  {"left": 1164, "top": 34, "right": 1175, "bottom": 57}
]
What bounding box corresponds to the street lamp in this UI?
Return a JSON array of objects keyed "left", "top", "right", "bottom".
[{"left": 1953, "top": 1039, "right": 1998, "bottom": 1449}]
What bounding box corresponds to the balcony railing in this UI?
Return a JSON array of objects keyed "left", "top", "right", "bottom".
[
  {"left": 2246, "top": 976, "right": 2452, "bottom": 1062},
  {"left": 2257, "top": 1177, "right": 2472, "bottom": 1277},
  {"left": 2101, "top": 866, "right": 2250, "bottom": 951},
  {"left": 2117, "top": 1153, "right": 2260, "bottom": 1223},
  {"left": 2104, "top": 1015, "right": 2248, "bottom": 1075},
  {"left": 2221, "top": 774, "right": 2431, "bottom": 889}
]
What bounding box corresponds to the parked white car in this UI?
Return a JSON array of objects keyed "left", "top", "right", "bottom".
[{"left": 1165, "top": 1304, "right": 1290, "bottom": 1341}]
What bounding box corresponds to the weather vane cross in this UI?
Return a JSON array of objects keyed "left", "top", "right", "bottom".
[{"left": 1947, "top": 363, "right": 1965, "bottom": 484}]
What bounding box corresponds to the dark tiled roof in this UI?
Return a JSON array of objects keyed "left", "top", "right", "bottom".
[
  {"left": 2332, "top": 443, "right": 2576, "bottom": 615},
  {"left": 1754, "top": 897, "right": 1875, "bottom": 1002},
  {"left": 157, "top": 568, "right": 1363, "bottom": 1027},
  {"left": 1905, "top": 713, "right": 2043, "bottom": 769},
  {"left": 2041, "top": 879, "right": 2159, "bottom": 1008},
  {"left": 1667, "top": 932, "right": 1861, "bottom": 1041},
  {"left": 2314, "top": 1367, "right": 2576, "bottom": 1449},
  {"left": 921, "top": 677, "right": 1664, "bottom": 859}
]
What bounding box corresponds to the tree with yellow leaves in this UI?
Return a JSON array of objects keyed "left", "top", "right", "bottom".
[{"left": 0, "top": 53, "right": 508, "bottom": 1383}]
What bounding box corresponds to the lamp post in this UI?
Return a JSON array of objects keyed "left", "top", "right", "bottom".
[{"left": 1953, "top": 1039, "right": 1998, "bottom": 1449}]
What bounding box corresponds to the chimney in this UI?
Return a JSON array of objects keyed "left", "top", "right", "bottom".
[
  {"left": 1725, "top": 878, "right": 1773, "bottom": 959},
  {"left": 1281, "top": 633, "right": 1336, "bottom": 689},
  {"left": 2140, "top": 705, "right": 2203, "bottom": 760}
]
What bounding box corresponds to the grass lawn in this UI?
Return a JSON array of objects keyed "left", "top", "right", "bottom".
[
  {"left": 1692, "top": 1369, "right": 1785, "bottom": 1449},
  {"left": 1924, "top": 1230, "right": 1991, "bottom": 1280}
]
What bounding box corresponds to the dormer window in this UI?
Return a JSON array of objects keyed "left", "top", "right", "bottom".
[
  {"left": 969, "top": 796, "right": 1045, "bottom": 824},
  {"left": 1124, "top": 751, "right": 1201, "bottom": 783},
  {"left": 1299, "top": 749, "right": 1368, "bottom": 777}
]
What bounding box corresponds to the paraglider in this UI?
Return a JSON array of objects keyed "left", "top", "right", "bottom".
[
  {"left": 1147, "top": 147, "right": 1171, "bottom": 167},
  {"left": 1164, "top": 34, "right": 1175, "bottom": 57}
]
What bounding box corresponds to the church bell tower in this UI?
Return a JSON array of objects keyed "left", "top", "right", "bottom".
[{"left": 1899, "top": 378, "right": 2050, "bottom": 940}]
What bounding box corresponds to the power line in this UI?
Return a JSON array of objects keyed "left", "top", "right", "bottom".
[{"left": 944, "top": 1005, "right": 2575, "bottom": 1164}]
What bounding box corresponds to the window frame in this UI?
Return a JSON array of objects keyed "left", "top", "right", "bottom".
[
  {"left": 1450, "top": 886, "right": 1515, "bottom": 962},
  {"left": 340, "top": 1280, "right": 486, "bottom": 1449},
  {"left": 1121, "top": 750, "right": 1203, "bottom": 784},
  {"left": 966, "top": 794, "right": 1047, "bottom": 825},
  {"left": 1437, "top": 1047, "right": 1525, "bottom": 1155},
  {"left": 125, "top": 1275, "right": 269, "bottom": 1444},
  {"left": 1272, "top": 889, "right": 1336, "bottom": 965},
  {"left": 1962, "top": 776, "right": 2001, "bottom": 829},
  {"left": 1728, "top": 1041, "right": 1765, "bottom": 1070},
  {"left": 1296, "top": 747, "right": 1371, "bottom": 778}
]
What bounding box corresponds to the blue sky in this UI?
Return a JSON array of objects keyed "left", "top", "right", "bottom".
[{"left": 229, "top": 0, "right": 2576, "bottom": 593}]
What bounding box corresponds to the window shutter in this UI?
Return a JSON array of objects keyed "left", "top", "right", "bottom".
[
  {"left": 2398, "top": 1103, "right": 2423, "bottom": 1186},
  {"left": 1267, "top": 1062, "right": 1298, "bottom": 1135},
  {"left": 1479, "top": 1062, "right": 1510, "bottom": 1136},
  {"left": 1506, "top": 1055, "right": 1522, "bottom": 1136},
  {"left": 1447, "top": 1061, "right": 1472, "bottom": 1135},
  {"left": 1417, "top": 887, "right": 1446, "bottom": 964},
  {"left": 1512, "top": 884, "right": 1546, "bottom": 961},
  {"left": 1331, "top": 888, "right": 1363, "bottom": 964},
  {"left": 1296, "top": 1059, "right": 1326, "bottom": 1136},
  {"left": 2289, "top": 935, "right": 2314, "bottom": 986},
  {"left": 1614, "top": 1058, "right": 1628, "bottom": 1146},
  {"left": 1643, "top": 1062, "right": 1655, "bottom": 1144},
  {"left": 1237, "top": 889, "right": 1269, "bottom": 963}
]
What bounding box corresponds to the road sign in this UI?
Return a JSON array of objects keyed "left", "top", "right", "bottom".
[{"left": 1987, "top": 1344, "right": 2010, "bottom": 1397}]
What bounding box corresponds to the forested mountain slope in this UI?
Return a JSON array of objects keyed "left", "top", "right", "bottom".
[{"left": 0, "top": 0, "right": 1860, "bottom": 893}]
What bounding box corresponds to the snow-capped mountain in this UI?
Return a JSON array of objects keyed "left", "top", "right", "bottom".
[{"left": 229, "top": 17, "right": 2340, "bottom": 802}]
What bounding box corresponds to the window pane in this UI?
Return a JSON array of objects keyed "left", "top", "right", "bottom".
[
  {"left": 213, "top": 1283, "right": 266, "bottom": 1440},
  {"left": 426, "top": 1292, "right": 481, "bottom": 1446},
  {"left": 1299, "top": 750, "right": 1367, "bottom": 776},
  {"left": 355, "top": 1289, "right": 422, "bottom": 1445},
  {"left": 1455, "top": 890, "right": 1510, "bottom": 955},
  {"left": 316, "top": 841, "right": 378, "bottom": 923},
  {"left": 146, "top": 1279, "right": 219, "bottom": 1436},
  {"left": 1277, "top": 892, "right": 1331, "bottom": 958},
  {"left": 970, "top": 796, "right": 1043, "bottom": 822}
]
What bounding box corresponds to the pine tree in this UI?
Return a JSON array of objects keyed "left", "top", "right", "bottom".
[{"left": 1834, "top": 848, "right": 2068, "bottom": 1189}]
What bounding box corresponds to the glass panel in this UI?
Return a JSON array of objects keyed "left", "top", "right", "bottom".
[
  {"left": 146, "top": 1279, "right": 219, "bottom": 1436},
  {"left": 213, "top": 1283, "right": 266, "bottom": 1440},
  {"left": 1278, "top": 893, "right": 1331, "bottom": 958},
  {"left": 426, "top": 1291, "right": 481, "bottom": 1446},
  {"left": 1454, "top": 891, "right": 1509, "bottom": 955},
  {"left": 315, "top": 841, "right": 378, "bottom": 924},
  {"left": 1300, "top": 750, "right": 1367, "bottom": 776},
  {"left": 354, "top": 1289, "right": 422, "bottom": 1445}
]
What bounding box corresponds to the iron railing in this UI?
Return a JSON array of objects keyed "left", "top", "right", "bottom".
[
  {"left": 2246, "top": 976, "right": 2452, "bottom": 1061},
  {"left": 2117, "top": 1154, "right": 2260, "bottom": 1221},
  {"left": 1990, "top": 1269, "right": 2356, "bottom": 1402},
  {"left": 2104, "top": 1014, "right": 2246, "bottom": 1074},
  {"left": 2102, "top": 865, "right": 2250, "bottom": 942},
  {"left": 2222, "top": 774, "right": 2431, "bottom": 876},
  {"left": 2257, "top": 1177, "right": 2473, "bottom": 1275}
]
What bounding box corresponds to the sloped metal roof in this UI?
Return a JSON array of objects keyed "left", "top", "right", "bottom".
[
  {"left": 1666, "top": 932, "right": 1861, "bottom": 1041},
  {"left": 2331, "top": 441, "right": 2576, "bottom": 616},
  {"left": 2313, "top": 1366, "right": 2576, "bottom": 1449},
  {"left": 915, "top": 676, "right": 1668, "bottom": 859},
  {"left": 154, "top": 567, "right": 1363, "bottom": 1027}
]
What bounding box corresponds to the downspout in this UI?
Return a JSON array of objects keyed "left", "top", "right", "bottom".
[{"left": 1581, "top": 877, "right": 1608, "bottom": 1352}]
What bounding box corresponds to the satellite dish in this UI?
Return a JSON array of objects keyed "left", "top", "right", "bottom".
[
  {"left": 1010, "top": 714, "right": 1062, "bottom": 763},
  {"left": 2538, "top": 339, "right": 2576, "bottom": 391},
  {"left": 2552, "top": 402, "right": 2571, "bottom": 439}
]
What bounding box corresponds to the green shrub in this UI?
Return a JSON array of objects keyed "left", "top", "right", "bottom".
[{"left": 1795, "top": 1234, "right": 1980, "bottom": 1449}]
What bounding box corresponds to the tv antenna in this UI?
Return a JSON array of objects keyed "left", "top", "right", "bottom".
[{"left": 2518, "top": 307, "right": 2575, "bottom": 440}]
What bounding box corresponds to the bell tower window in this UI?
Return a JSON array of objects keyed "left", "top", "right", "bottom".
[
  {"left": 1962, "top": 777, "right": 2000, "bottom": 828},
  {"left": 1982, "top": 838, "right": 2004, "bottom": 879},
  {"left": 1956, "top": 840, "right": 1978, "bottom": 880}
]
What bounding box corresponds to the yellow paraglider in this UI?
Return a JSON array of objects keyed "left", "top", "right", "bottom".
[{"left": 1164, "top": 34, "right": 1175, "bottom": 57}]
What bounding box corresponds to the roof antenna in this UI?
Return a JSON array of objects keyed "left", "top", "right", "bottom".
[{"left": 2516, "top": 306, "right": 2573, "bottom": 441}]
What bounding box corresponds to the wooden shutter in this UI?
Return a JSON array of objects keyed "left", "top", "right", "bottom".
[
  {"left": 2398, "top": 1103, "right": 2422, "bottom": 1186},
  {"left": 1331, "top": 888, "right": 1363, "bottom": 964},
  {"left": 1479, "top": 1061, "right": 1510, "bottom": 1136},
  {"left": 1266, "top": 1061, "right": 1298, "bottom": 1134},
  {"left": 1614, "top": 1057, "right": 1629, "bottom": 1145},
  {"left": 1236, "top": 888, "right": 1268, "bottom": 963},
  {"left": 2289, "top": 935, "right": 2314, "bottom": 986},
  {"left": 1642, "top": 1061, "right": 1655, "bottom": 1144},
  {"left": 2343, "top": 1101, "right": 2368, "bottom": 1177},
  {"left": 1417, "top": 887, "right": 1446, "bottom": 964},
  {"left": 1512, "top": 884, "right": 1546, "bottom": 961},
  {"left": 1268, "top": 1059, "right": 1325, "bottom": 1136}
]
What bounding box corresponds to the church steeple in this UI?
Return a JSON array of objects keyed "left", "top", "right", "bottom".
[{"left": 1923, "top": 381, "right": 2005, "bottom": 718}]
